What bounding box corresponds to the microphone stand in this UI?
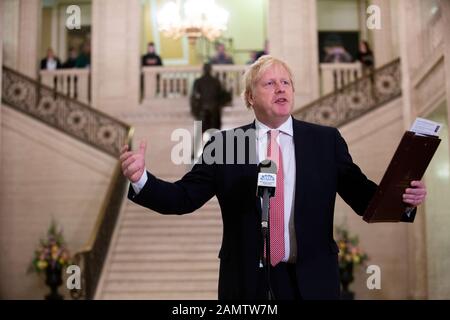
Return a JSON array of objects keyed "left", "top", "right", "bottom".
[{"left": 260, "top": 188, "right": 275, "bottom": 300}]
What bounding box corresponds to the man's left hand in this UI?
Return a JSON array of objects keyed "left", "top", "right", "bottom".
[{"left": 402, "top": 180, "right": 427, "bottom": 207}]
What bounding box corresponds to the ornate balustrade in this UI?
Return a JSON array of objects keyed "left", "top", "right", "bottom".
[
  {"left": 142, "top": 65, "right": 247, "bottom": 101},
  {"left": 293, "top": 59, "right": 401, "bottom": 128},
  {"left": 40, "top": 69, "right": 90, "bottom": 104},
  {"left": 320, "top": 62, "right": 363, "bottom": 95}
]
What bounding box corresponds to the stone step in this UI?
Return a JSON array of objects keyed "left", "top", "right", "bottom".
[
  {"left": 120, "top": 217, "right": 221, "bottom": 228},
  {"left": 111, "top": 251, "right": 217, "bottom": 262},
  {"left": 106, "top": 270, "right": 218, "bottom": 281},
  {"left": 100, "top": 291, "right": 217, "bottom": 300},
  {"left": 125, "top": 203, "right": 221, "bottom": 212},
  {"left": 122, "top": 213, "right": 221, "bottom": 223},
  {"left": 118, "top": 226, "right": 222, "bottom": 236},
  {"left": 126, "top": 201, "right": 220, "bottom": 211},
  {"left": 114, "top": 242, "right": 220, "bottom": 253},
  {"left": 102, "top": 279, "right": 217, "bottom": 292},
  {"left": 112, "top": 234, "right": 221, "bottom": 244},
  {"left": 108, "top": 260, "right": 219, "bottom": 272}
]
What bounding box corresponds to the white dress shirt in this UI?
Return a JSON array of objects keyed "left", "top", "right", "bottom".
[
  {"left": 46, "top": 58, "right": 58, "bottom": 70},
  {"left": 131, "top": 116, "right": 298, "bottom": 262}
]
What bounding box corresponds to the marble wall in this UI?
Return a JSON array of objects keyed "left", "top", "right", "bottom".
[{"left": 0, "top": 107, "right": 116, "bottom": 299}]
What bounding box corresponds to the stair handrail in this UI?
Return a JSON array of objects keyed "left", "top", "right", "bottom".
[
  {"left": 70, "top": 141, "right": 132, "bottom": 299},
  {"left": 2, "top": 65, "right": 129, "bottom": 156},
  {"left": 293, "top": 58, "right": 401, "bottom": 128}
]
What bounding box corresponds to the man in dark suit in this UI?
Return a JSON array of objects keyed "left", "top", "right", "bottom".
[
  {"left": 190, "top": 63, "right": 224, "bottom": 132},
  {"left": 120, "top": 56, "right": 427, "bottom": 300},
  {"left": 142, "top": 42, "right": 163, "bottom": 67},
  {"left": 40, "top": 48, "right": 62, "bottom": 70}
]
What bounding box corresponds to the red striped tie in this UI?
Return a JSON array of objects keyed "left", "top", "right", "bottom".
[{"left": 267, "top": 130, "right": 285, "bottom": 266}]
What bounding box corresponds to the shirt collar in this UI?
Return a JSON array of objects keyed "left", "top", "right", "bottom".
[{"left": 255, "top": 116, "right": 293, "bottom": 139}]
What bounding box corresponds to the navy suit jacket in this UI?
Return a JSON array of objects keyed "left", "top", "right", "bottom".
[{"left": 128, "top": 118, "right": 415, "bottom": 299}]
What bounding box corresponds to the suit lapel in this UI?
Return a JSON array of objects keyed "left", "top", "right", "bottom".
[{"left": 293, "top": 119, "right": 310, "bottom": 225}]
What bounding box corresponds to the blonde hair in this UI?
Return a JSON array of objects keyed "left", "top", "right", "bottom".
[{"left": 241, "top": 55, "right": 295, "bottom": 108}]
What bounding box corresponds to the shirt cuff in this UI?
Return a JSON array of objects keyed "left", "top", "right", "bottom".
[
  {"left": 405, "top": 206, "right": 415, "bottom": 218},
  {"left": 131, "top": 170, "right": 148, "bottom": 194}
]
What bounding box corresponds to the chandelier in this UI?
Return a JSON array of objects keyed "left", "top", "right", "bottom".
[{"left": 157, "top": 0, "right": 229, "bottom": 43}]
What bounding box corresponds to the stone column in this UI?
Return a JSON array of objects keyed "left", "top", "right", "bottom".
[
  {"left": 2, "top": 0, "right": 40, "bottom": 78},
  {"left": 18, "top": 0, "right": 41, "bottom": 78},
  {"left": 370, "top": 0, "right": 398, "bottom": 67},
  {"left": 91, "top": 0, "right": 141, "bottom": 113},
  {"left": 397, "top": 0, "right": 429, "bottom": 299},
  {"left": 442, "top": 0, "right": 450, "bottom": 135},
  {"left": 268, "top": 0, "right": 319, "bottom": 107},
  {"left": 358, "top": 0, "right": 369, "bottom": 41},
  {"left": 1, "top": 0, "right": 3, "bottom": 166},
  {"left": 397, "top": 0, "right": 416, "bottom": 129},
  {"left": 2, "top": 0, "right": 20, "bottom": 69}
]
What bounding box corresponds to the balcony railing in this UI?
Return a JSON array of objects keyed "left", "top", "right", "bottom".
[
  {"left": 39, "top": 69, "right": 91, "bottom": 104},
  {"left": 320, "top": 62, "right": 363, "bottom": 95},
  {"left": 36, "top": 62, "right": 365, "bottom": 107},
  {"left": 141, "top": 65, "right": 247, "bottom": 101}
]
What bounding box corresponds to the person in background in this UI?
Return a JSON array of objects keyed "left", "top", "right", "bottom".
[
  {"left": 40, "top": 48, "right": 62, "bottom": 70},
  {"left": 247, "top": 51, "right": 258, "bottom": 65},
  {"left": 75, "top": 43, "right": 91, "bottom": 68},
  {"left": 254, "top": 39, "right": 269, "bottom": 61},
  {"left": 191, "top": 63, "right": 224, "bottom": 133},
  {"left": 324, "top": 45, "right": 353, "bottom": 63},
  {"left": 141, "top": 42, "right": 163, "bottom": 97},
  {"left": 62, "top": 47, "right": 78, "bottom": 69},
  {"left": 210, "top": 43, "right": 234, "bottom": 65},
  {"left": 142, "top": 42, "right": 163, "bottom": 66},
  {"left": 356, "top": 40, "right": 374, "bottom": 74}
]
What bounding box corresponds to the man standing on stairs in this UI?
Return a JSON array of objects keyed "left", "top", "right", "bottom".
[
  {"left": 119, "top": 56, "right": 427, "bottom": 300},
  {"left": 190, "top": 63, "right": 224, "bottom": 133}
]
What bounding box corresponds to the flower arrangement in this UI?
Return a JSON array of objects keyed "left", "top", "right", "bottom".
[
  {"left": 335, "top": 225, "right": 369, "bottom": 299},
  {"left": 335, "top": 225, "right": 369, "bottom": 271},
  {"left": 29, "top": 220, "right": 71, "bottom": 274}
]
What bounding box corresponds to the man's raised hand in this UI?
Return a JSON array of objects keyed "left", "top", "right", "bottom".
[{"left": 120, "top": 140, "right": 147, "bottom": 183}]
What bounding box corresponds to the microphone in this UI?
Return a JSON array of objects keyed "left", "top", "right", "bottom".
[
  {"left": 256, "top": 159, "right": 278, "bottom": 286},
  {"left": 257, "top": 159, "right": 277, "bottom": 230},
  {"left": 256, "top": 159, "right": 277, "bottom": 197}
]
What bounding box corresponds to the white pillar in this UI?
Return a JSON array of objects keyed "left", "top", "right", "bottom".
[
  {"left": 91, "top": 0, "right": 141, "bottom": 113},
  {"left": 1, "top": 0, "right": 4, "bottom": 165},
  {"left": 2, "top": 0, "right": 20, "bottom": 69},
  {"left": 2, "top": 0, "right": 40, "bottom": 78},
  {"left": 18, "top": 0, "right": 41, "bottom": 78},
  {"left": 358, "top": 0, "right": 369, "bottom": 41},
  {"left": 268, "top": 0, "right": 319, "bottom": 107},
  {"left": 442, "top": 0, "right": 450, "bottom": 137},
  {"left": 50, "top": 5, "right": 58, "bottom": 59},
  {"left": 398, "top": 0, "right": 429, "bottom": 300},
  {"left": 370, "top": 0, "right": 398, "bottom": 67},
  {"left": 397, "top": 0, "right": 415, "bottom": 130}
]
